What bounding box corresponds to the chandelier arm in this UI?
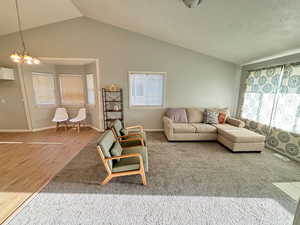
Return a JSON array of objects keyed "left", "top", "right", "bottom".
[{"left": 15, "top": 0, "right": 26, "bottom": 52}]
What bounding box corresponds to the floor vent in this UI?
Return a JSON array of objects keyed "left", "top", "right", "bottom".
[{"left": 273, "top": 153, "right": 290, "bottom": 162}]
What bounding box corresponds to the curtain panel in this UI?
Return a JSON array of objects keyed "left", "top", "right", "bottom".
[{"left": 239, "top": 64, "right": 300, "bottom": 162}]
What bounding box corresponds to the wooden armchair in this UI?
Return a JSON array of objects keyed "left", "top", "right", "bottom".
[
  {"left": 110, "top": 120, "right": 147, "bottom": 147},
  {"left": 96, "top": 130, "right": 147, "bottom": 185}
]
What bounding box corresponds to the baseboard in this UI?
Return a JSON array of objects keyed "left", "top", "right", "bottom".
[
  {"left": 266, "top": 146, "right": 300, "bottom": 162},
  {"left": 0, "top": 129, "right": 30, "bottom": 133},
  {"left": 144, "top": 129, "right": 163, "bottom": 132},
  {"left": 31, "top": 126, "right": 56, "bottom": 132},
  {"left": 87, "top": 125, "right": 104, "bottom": 132}
]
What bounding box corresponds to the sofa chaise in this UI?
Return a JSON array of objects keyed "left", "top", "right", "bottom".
[{"left": 163, "top": 108, "right": 265, "bottom": 152}]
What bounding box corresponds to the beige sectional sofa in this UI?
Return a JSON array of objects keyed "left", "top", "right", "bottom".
[{"left": 163, "top": 108, "right": 265, "bottom": 152}]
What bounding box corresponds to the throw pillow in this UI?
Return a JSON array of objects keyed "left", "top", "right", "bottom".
[
  {"left": 206, "top": 111, "right": 219, "bottom": 124},
  {"left": 110, "top": 141, "right": 123, "bottom": 162},
  {"left": 120, "top": 128, "right": 128, "bottom": 136},
  {"left": 186, "top": 108, "right": 204, "bottom": 123},
  {"left": 166, "top": 108, "right": 188, "bottom": 123},
  {"left": 218, "top": 112, "right": 226, "bottom": 124},
  {"left": 205, "top": 108, "right": 230, "bottom": 122}
]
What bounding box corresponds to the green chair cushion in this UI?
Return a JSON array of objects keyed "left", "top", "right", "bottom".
[
  {"left": 112, "top": 157, "right": 140, "bottom": 173},
  {"left": 110, "top": 141, "right": 123, "bottom": 162},
  {"left": 111, "top": 120, "right": 123, "bottom": 137},
  {"left": 120, "top": 128, "right": 128, "bottom": 136},
  {"left": 97, "top": 130, "right": 116, "bottom": 169},
  {"left": 122, "top": 146, "right": 148, "bottom": 172},
  {"left": 120, "top": 140, "right": 142, "bottom": 148}
]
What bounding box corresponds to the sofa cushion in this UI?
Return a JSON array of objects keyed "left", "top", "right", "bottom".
[
  {"left": 214, "top": 124, "right": 243, "bottom": 132},
  {"left": 226, "top": 117, "right": 245, "bottom": 128},
  {"left": 173, "top": 123, "right": 196, "bottom": 133},
  {"left": 186, "top": 108, "right": 204, "bottom": 123},
  {"left": 219, "top": 129, "right": 265, "bottom": 143},
  {"left": 166, "top": 108, "right": 188, "bottom": 123},
  {"left": 191, "top": 123, "right": 217, "bottom": 133}
]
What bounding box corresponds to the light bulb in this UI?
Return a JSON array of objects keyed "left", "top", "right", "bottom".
[
  {"left": 33, "top": 58, "right": 40, "bottom": 65},
  {"left": 23, "top": 54, "right": 32, "bottom": 61},
  {"left": 10, "top": 53, "right": 21, "bottom": 63}
]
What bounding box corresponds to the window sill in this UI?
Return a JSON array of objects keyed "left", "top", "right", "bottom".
[
  {"left": 129, "top": 105, "right": 165, "bottom": 110},
  {"left": 35, "top": 104, "right": 57, "bottom": 109}
]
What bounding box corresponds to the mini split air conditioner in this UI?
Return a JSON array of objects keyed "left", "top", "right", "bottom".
[{"left": 0, "top": 67, "right": 15, "bottom": 80}]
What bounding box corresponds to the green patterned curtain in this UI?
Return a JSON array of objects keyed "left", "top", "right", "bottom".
[{"left": 240, "top": 65, "right": 300, "bottom": 162}]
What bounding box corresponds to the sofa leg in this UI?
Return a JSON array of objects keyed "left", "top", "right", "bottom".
[{"left": 101, "top": 175, "right": 112, "bottom": 185}]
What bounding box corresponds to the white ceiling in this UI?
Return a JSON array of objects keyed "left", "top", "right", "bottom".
[
  {"left": 1, "top": 0, "right": 300, "bottom": 64},
  {"left": 0, "top": 0, "right": 81, "bottom": 35}
]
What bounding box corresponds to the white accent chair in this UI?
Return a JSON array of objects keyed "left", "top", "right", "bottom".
[
  {"left": 52, "top": 108, "right": 69, "bottom": 131},
  {"left": 69, "top": 108, "right": 87, "bottom": 132}
]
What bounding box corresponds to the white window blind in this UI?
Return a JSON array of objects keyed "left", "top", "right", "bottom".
[
  {"left": 59, "top": 75, "right": 85, "bottom": 105},
  {"left": 129, "top": 72, "right": 165, "bottom": 107},
  {"left": 32, "top": 73, "right": 56, "bottom": 105},
  {"left": 86, "top": 74, "right": 95, "bottom": 105}
]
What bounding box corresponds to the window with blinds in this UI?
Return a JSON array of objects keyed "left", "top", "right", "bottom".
[
  {"left": 59, "top": 75, "right": 85, "bottom": 105},
  {"left": 129, "top": 72, "right": 166, "bottom": 107},
  {"left": 32, "top": 73, "right": 56, "bottom": 105},
  {"left": 86, "top": 74, "right": 95, "bottom": 105}
]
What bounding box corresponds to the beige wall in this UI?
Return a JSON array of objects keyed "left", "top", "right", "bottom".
[
  {"left": 84, "top": 62, "right": 100, "bottom": 129},
  {"left": 0, "top": 64, "right": 28, "bottom": 130},
  {"left": 22, "top": 63, "right": 57, "bottom": 129},
  {"left": 0, "top": 17, "right": 239, "bottom": 130}
]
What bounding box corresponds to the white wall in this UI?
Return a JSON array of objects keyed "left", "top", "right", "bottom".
[{"left": 0, "top": 17, "right": 239, "bottom": 130}]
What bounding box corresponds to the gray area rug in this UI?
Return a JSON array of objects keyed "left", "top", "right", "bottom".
[{"left": 8, "top": 132, "right": 300, "bottom": 225}]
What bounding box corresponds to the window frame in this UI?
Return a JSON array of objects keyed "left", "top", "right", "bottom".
[
  {"left": 59, "top": 74, "right": 85, "bottom": 106},
  {"left": 86, "top": 73, "right": 96, "bottom": 106},
  {"left": 128, "top": 71, "right": 167, "bottom": 109},
  {"left": 31, "top": 72, "right": 57, "bottom": 107}
]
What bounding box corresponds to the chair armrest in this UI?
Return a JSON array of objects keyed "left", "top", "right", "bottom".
[
  {"left": 226, "top": 117, "right": 245, "bottom": 128},
  {"left": 105, "top": 153, "right": 144, "bottom": 170},
  {"left": 119, "top": 137, "right": 145, "bottom": 146},
  {"left": 126, "top": 125, "right": 144, "bottom": 132},
  {"left": 117, "top": 133, "right": 143, "bottom": 139}
]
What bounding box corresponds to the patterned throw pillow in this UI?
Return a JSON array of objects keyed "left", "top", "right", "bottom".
[{"left": 206, "top": 111, "right": 219, "bottom": 124}]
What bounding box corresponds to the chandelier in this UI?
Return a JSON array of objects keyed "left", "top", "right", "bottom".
[{"left": 10, "top": 0, "right": 40, "bottom": 65}]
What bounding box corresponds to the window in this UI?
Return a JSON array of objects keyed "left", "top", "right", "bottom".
[
  {"left": 59, "top": 75, "right": 85, "bottom": 105},
  {"left": 241, "top": 65, "right": 300, "bottom": 134},
  {"left": 32, "top": 73, "right": 56, "bottom": 105},
  {"left": 86, "top": 74, "right": 95, "bottom": 105},
  {"left": 129, "top": 72, "right": 166, "bottom": 107}
]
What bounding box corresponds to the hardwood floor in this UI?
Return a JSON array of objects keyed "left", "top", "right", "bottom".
[{"left": 0, "top": 128, "right": 99, "bottom": 224}]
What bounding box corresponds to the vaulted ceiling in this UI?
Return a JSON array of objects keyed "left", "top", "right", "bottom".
[{"left": 1, "top": 0, "right": 300, "bottom": 64}]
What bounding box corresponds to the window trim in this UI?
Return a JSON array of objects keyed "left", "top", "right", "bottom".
[
  {"left": 128, "top": 71, "right": 167, "bottom": 109},
  {"left": 32, "top": 72, "right": 57, "bottom": 107},
  {"left": 59, "top": 74, "right": 85, "bottom": 106},
  {"left": 86, "top": 73, "right": 96, "bottom": 106}
]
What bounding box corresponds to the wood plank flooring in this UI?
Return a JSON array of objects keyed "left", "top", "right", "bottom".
[{"left": 0, "top": 128, "right": 99, "bottom": 224}]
